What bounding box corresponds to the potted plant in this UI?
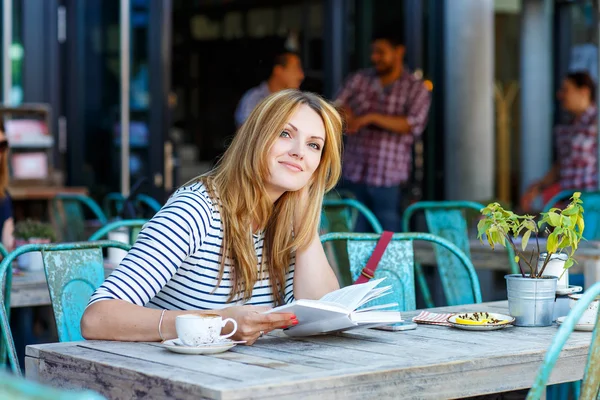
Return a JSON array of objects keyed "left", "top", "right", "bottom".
[
  {"left": 14, "top": 219, "right": 56, "bottom": 271},
  {"left": 477, "top": 192, "right": 584, "bottom": 326}
]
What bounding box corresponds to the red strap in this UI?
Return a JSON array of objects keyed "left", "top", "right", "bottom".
[{"left": 353, "top": 231, "right": 394, "bottom": 285}]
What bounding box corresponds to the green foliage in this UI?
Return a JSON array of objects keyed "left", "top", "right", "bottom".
[
  {"left": 14, "top": 219, "right": 56, "bottom": 242},
  {"left": 477, "top": 192, "right": 584, "bottom": 278}
]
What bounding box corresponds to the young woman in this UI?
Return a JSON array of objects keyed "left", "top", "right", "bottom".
[
  {"left": 82, "top": 90, "right": 343, "bottom": 345},
  {"left": 0, "top": 121, "right": 13, "bottom": 251}
]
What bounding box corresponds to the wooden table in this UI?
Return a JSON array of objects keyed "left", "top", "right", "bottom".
[
  {"left": 11, "top": 266, "right": 114, "bottom": 308},
  {"left": 25, "top": 301, "right": 592, "bottom": 399},
  {"left": 8, "top": 185, "right": 88, "bottom": 201},
  {"left": 413, "top": 239, "right": 600, "bottom": 288}
]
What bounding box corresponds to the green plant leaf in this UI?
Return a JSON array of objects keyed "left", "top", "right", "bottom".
[
  {"left": 514, "top": 256, "right": 520, "bottom": 263},
  {"left": 523, "top": 220, "right": 537, "bottom": 232},
  {"left": 564, "top": 258, "right": 574, "bottom": 270},
  {"left": 562, "top": 205, "right": 578, "bottom": 216},
  {"left": 521, "top": 230, "right": 531, "bottom": 252},
  {"left": 576, "top": 216, "right": 585, "bottom": 235},
  {"left": 547, "top": 212, "right": 560, "bottom": 226},
  {"left": 547, "top": 231, "right": 558, "bottom": 253}
]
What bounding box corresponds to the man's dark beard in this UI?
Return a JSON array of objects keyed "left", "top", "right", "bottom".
[{"left": 375, "top": 64, "right": 393, "bottom": 76}]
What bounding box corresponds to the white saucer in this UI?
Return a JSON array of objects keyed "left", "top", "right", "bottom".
[
  {"left": 556, "top": 316, "right": 595, "bottom": 332},
  {"left": 555, "top": 285, "right": 583, "bottom": 296},
  {"left": 447, "top": 312, "right": 514, "bottom": 331},
  {"left": 162, "top": 338, "right": 243, "bottom": 355}
]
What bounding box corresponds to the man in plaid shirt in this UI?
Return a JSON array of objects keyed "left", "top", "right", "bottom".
[{"left": 335, "top": 30, "right": 431, "bottom": 231}]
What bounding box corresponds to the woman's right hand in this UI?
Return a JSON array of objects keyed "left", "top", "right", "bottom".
[{"left": 219, "top": 305, "right": 297, "bottom": 345}]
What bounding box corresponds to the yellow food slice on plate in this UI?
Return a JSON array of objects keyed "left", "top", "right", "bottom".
[{"left": 455, "top": 317, "right": 491, "bottom": 325}]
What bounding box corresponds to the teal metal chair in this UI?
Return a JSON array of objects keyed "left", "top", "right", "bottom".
[
  {"left": 102, "top": 192, "right": 125, "bottom": 219},
  {"left": 543, "top": 190, "right": 600, "bottom": 241},
  {"left": 527, "top": 281, "right": 600, "bottom": 400},
  {"left": 135, "top": 194, "right": 161, "bottom": 215},
  {"left": 0, "top": 241, "right": 131, "bottom": 374},
  {"left": 103, "top": 192, "right": 161, "bottom": 220},
  {"left": 321, "top": 198, "right": 383, "bottom": 234},
  {"left": 321, "top": 199, "right": 384, "bottom": 286},
  {"left": 320, "top": 232, "right": 481, "bottom": 311},
  {"left": 88, "top": 219, "right": 148, "bottom": 242},
  {"left": 52, "top": 194, "right": 108, "bottom": 242},
  {"left": 402, "top": 201, "right": 519, "bottom": 308},
  {"left": 0, "top": 369, "right": 106, "bottom": 399},
  {"left": 541, "top": 190, "right": 600, "bottom": 399}
]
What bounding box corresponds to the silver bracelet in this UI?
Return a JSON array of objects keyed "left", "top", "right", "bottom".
[{"left": 158, "top": 309, "right": 167, "bottom": 341}]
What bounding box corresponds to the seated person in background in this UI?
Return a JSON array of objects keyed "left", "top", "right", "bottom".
[
  {"left": 0, "top": 121, "right": 13, "bottom": 251},
  {"left": 521, "top": 71, "right": 597, "bottom": 212},
  {"left": 82, "top": 90, "right": 342, "bottom": 345},
  {"left": 234, "top": 51, "right": 305, "bottom": 128}
]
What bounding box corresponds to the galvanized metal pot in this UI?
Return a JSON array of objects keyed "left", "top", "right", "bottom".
[{"left": 505, "top": 274, "right": 558, "bottom": 327}]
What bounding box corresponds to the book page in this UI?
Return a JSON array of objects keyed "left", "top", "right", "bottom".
[
  {"left": 318, "top": 278, "right": 385, "bottom": 311},
  {"left": 354, "top": 302, "right": 398, "bottom": 312},
  {"left": 355, "top": 285, "right": 392, "bottom": 309}
]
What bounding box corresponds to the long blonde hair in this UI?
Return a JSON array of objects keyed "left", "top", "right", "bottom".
[{"left": 193, "top": 90, "right": 342, "bottom": 304}]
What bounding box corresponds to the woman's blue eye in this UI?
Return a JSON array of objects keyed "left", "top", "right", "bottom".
[
  {"left": 309, "top": 143, "right": 321, "bottom": 150},
  {"left": 280, "top": 130, "right": 291, "bottom": 138}
]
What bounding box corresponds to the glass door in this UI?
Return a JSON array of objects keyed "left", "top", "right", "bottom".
[{"left": 64, "top": 0, "right": 173, "bottom": 207}]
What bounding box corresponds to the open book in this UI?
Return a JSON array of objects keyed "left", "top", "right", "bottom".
[{"left": 264, "top": 278, "right": 402, "bottom": 337}]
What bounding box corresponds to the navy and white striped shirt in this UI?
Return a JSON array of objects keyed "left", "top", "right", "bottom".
[{"left": 88, "top": 181, "right": 295, "bottom": 310}]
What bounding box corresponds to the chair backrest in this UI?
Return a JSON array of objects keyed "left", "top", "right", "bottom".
[
  {"left": 52, "top": 194, "right": 108, "bottom": 242},
  {"left": 41, "top": 241, "right": 131, "bottom": 342},
  {"left": 0, "top": 369, "right": 106, "bottom": 399},
  {"left": 0, "top": 241, "right": 131, "bottom": 374},
  {"left": 527, "top": 281, "right": 600, "bottom": 400},
  {"left": 321, "top": 198, "right": 383, "bottom": 234},
  {"left": 88, "top": 219, "right": 148, "bottom": 242},
  {"left": 402, "top": 201, "right": 518, "bottom": 307},
  {"left": 102, "top": 193, "right": 160, "bottom": 220},
  {"left": 135, "top": 194, "right": 161, "bottom": 215},
  {"left": 102, "top": 192, "right": 126, "bottom": 219},
  {"left": 543, "top": 190, "right": 600, "bottom": 240},
  {"left": 320, "top": 232, "right": 481, "bottom": 312},
  {"left": 0, "top": 243, "right": 49, "bottom": 374}
]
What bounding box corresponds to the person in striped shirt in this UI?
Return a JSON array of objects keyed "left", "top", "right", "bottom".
[{"left": 82, "top": 90, "right": 343, "bottom": 345}]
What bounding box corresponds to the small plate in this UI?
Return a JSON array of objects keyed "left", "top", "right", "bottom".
[
  {"left": 447, "top": 312, "right": 515, "bottom": 331},
  {"left": 556, "top": 285, "right": 583, "bottom": 296},
  {"left": 556, "top": 316, "right": 595, "bottom": 332},
  {"left": 162, "top": 338, "right": 243, "bottom": 355}
]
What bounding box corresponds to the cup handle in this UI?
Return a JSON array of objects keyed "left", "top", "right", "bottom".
[{"left": 219, "top": 318, "right": 237, "bottom": 340}]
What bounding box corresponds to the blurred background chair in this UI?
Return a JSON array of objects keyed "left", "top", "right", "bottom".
[
  {"left": 542, "top": 190, "right": 600, "bottom": 290},
  {"left": 402, "top": 201, "right": 518, "bottom": 308},
  {"left": 51, "top": 194, "right": 108, "bottom": 242},
  {"left": 0, "top": 241, "right": 131, "bottom": 373},
  {"left": 321, "top": 197, "right": 383, "bottom": 286},
  {"left": 321, "top": 198, "right": 383, "bottom": 234},
  {"left": 88, "top": 219, "right": 148, "bottom": 243},
  {"left": 527, "top": 281, "right": 600, "bottom": 400},
  {"left": 320, "top": 232, "right": 481, "bottom": 311},
  {"left": 103, "top": 192, "right": 161, "bottom": 220},
  {"left": 0, "top": 369, "right": 106, "bottom": 399}
]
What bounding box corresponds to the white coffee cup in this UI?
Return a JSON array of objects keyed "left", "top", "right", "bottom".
[
  {"left": 175, "top": 314, "right": 237, "bottom": 346},
  {"left": 568, "top": 294, "right": 600, "bottom": 325}
]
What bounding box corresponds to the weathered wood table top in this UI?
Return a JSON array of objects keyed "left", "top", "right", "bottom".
[{"left": 25, "top": 301, "right": 592, "bottom": 400}]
